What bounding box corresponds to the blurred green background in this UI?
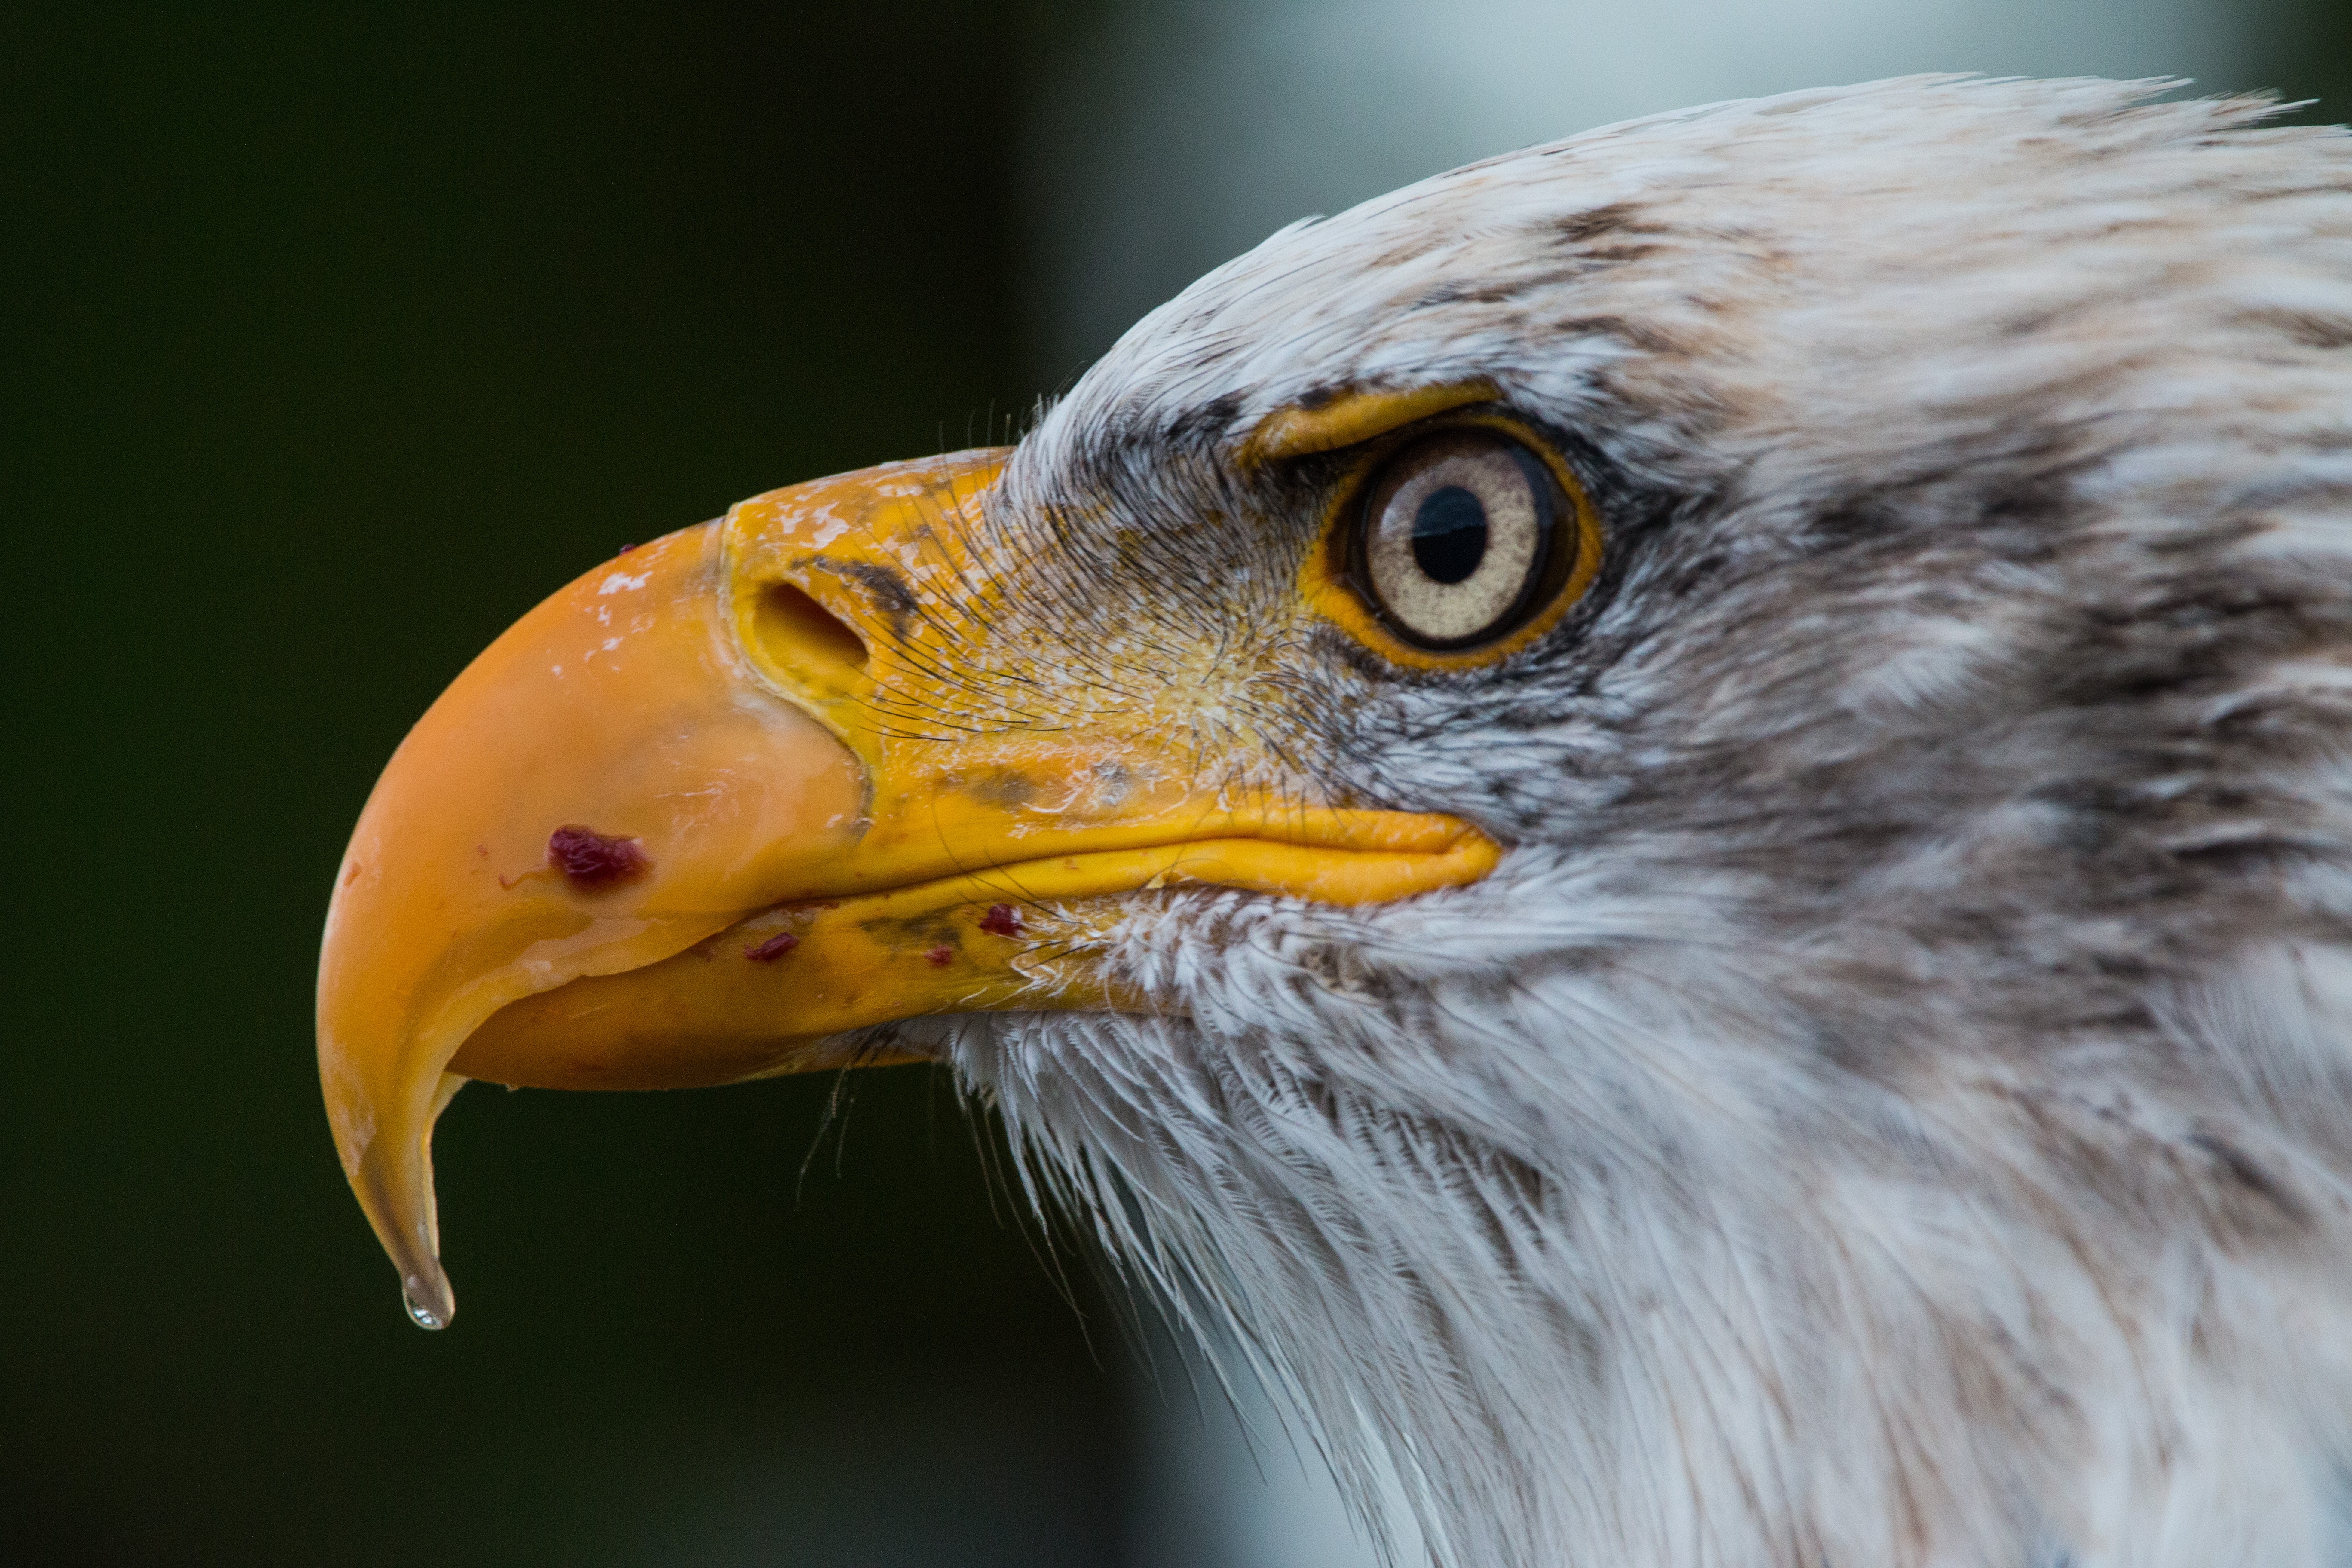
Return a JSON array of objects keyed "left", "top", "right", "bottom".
[
  {"left": 10, "top": 7, "right": 1124, "bottom": 1565},
  {"left": 9, "top": 4, "right": 2349, "bottom": 1565}
]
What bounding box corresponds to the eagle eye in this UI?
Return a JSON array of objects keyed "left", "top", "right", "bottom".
[
  {"left": 1359, "top": 432, "right": 1556, "bottom": 647},
  {"left": 1298, "top": 415, "right": 1600, "bottom": 667}
]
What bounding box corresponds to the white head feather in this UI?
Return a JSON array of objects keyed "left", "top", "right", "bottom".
[{"left": 898, "top": 77, "right": 2352, "bottom": 1568}]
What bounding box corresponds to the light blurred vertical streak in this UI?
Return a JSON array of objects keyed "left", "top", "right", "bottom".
[
  {"left": 1017, "top": 3, "right": 2268, "bottom": 1564},
  {"left": 1127, "top": 1319, "right": 1426, "bottom": 1568},
  {"left": 1020, "top": 0, "right": 2264, "bottom": 389}
]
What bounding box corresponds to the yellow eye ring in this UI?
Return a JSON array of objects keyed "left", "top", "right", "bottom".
[{"left": 1297, "top": 413, "right": 1604, "bottom": 671}]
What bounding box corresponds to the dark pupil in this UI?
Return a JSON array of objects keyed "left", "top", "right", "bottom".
[{"left": 1411, "top": 485, "right": 1488, "bottom": 585}]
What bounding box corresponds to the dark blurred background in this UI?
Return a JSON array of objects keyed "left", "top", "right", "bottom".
[{"left": 8, "top": 4, "right": 2348, "bottom": 1565}]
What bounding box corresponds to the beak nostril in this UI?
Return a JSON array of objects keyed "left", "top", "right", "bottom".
[{"left": 755, "top": 582, "right": 869, "bottom": 675}]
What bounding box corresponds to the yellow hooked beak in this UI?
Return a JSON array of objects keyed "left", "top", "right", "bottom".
[{"left": 318, "top": 449, "right": 1498, "bottom": 1327}]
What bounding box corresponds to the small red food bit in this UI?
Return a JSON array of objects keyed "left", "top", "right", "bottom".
[
  {"left": 744, "top": 931, "right": 800, "bottom": 962},
  {"left": 616, "top": 542, "right": 638, "bottom": 554},
  {"left": 980, "top": 903, "right": 1022, "bottom": 937},
  {"left": 547, "top": 825, "right": 651, "bottom": 888},
  {"left": 924, "top": 945, "right": 954, "bottom": 967}
]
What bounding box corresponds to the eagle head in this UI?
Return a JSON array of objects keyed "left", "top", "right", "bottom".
[{"left": 320, "top": 77, "right": 2352, "bottom": 1566}]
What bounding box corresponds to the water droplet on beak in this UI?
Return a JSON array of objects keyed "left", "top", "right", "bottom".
[{"left": 402, "top": 1280, "right": 450, "bottom": 1331}]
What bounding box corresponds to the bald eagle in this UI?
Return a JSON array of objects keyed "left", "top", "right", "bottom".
[{"left": 319, "top": 77, "right": 2352, "bottom": 1567}]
